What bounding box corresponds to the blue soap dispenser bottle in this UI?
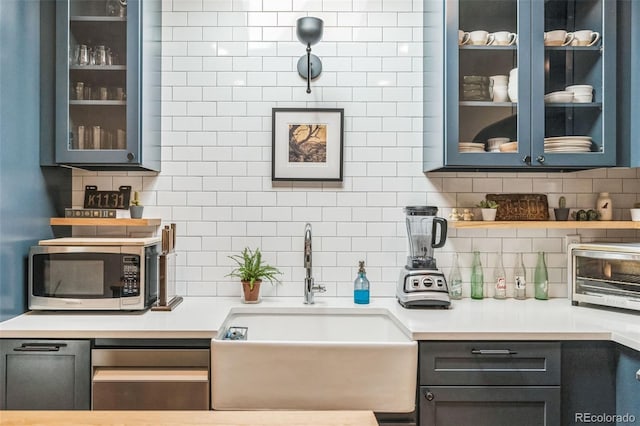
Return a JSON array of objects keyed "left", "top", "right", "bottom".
[{"left": 354, "top": 260, "right": 370, "bottom": 304}]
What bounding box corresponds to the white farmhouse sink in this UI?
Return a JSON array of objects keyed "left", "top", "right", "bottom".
[{"left": 211, "top": 306, "right": 417, "bottom": 412}]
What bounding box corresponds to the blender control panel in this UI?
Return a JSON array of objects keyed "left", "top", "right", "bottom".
[{"left": 404, "top": 272, "right": 447, "bottom": 292}]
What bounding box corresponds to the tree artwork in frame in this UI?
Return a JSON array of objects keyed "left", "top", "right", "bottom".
[{"left": 271, "top": 108, "right": 344, "bottom": 181}]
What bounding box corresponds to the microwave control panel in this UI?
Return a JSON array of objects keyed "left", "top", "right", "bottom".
[{"left": 122, "top": 255, "right": 140, "bottom": 296}]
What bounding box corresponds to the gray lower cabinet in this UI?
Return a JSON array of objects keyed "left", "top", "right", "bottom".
[
  {"left": 0, "top": 339, "right": 90, "bottom": 410},
  {"left": 418, "top": 341, "right": 561, "bottom": 426},
  {"left": 419, "top": 386, "right": 560, "bottom": 426}
]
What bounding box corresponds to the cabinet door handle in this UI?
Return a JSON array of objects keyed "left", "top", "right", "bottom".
[
  {"left": 536, "top": 155, "right": 545, "bottom": 164},
  {"left": 636, "top": 369, "right": 640, "bottom": 381},
  {"left": 14, "top": 343, "right": 67, "bottom": 352},
  {"left": 522, "top": 155, "right": 531, "bottom": 165},
  {"left": 423, "top": 390, "right": 434, "bottom": 401},
  {"left": 471, "top": 348, "right": 518, "bottom": 355}
]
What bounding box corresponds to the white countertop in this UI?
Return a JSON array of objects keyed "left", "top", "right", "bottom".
[{"left": 1, "top": 297, "right": 639, "bottom": 351}]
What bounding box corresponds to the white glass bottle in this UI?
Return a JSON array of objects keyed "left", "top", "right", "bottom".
[
  {"left": 448, "top": 253, "right": 463, "bottom": 300},
  {"left": 514, "top": 253, "right": 527, "bottom": 300},
  {"left": 494, "top": 253, "right": 507, "bottom": 299}
]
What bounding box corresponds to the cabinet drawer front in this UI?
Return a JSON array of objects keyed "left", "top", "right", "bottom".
[
  {"left": 419, "top": 341, "right": 560, "bottom": 385},
  {"left": 419, "top": 386, "right": 561, "bottom": 426},
  {"left": 92, "top": 380, "right": 209, "bottom": 410}
]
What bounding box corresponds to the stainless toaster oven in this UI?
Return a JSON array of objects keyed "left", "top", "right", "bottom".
[{"left": 569, "top": 242, "right": 640, "bottom": 312}]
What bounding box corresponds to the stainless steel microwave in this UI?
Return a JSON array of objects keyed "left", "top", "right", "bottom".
[
  {"left": 569, "top": 242, "right": 640, "bottom": 312},
  {"left": 29, "top": 237, "right": 160, "bottom": 311}
]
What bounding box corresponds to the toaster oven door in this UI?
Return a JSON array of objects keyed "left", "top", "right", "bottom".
[{"left": 573, "top": 249, "right": 640, "bottom": 302}]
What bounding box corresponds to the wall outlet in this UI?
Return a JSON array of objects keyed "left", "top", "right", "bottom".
[{"left": 564, "top": 234, "right": 581, "bottom": 252}]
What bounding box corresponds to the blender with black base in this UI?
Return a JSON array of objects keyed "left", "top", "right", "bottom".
[{"left": 397, "top": 206, "right": 451, "bottom": 308}]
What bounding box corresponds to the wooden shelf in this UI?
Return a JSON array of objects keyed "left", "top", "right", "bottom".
[
  {"left": 50, "top": 218, "right": 161, "bottom": 227},
  {"left": 451, "top": 221, "right": 640, "bottom": 229}
]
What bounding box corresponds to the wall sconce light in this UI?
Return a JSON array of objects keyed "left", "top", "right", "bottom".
[{"left": 296, "top": 16, "right": 323, "bottom": 94}]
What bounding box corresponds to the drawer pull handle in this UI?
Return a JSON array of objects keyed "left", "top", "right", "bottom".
[
  {"left": 471, "top": 349, "right": 517, "bottom": 355},
  {"left": 14, "top": 343, "right": 67, "bottom": 352},
  {"left": 424, "top": 391, "right": 434, "bottom": 401}
]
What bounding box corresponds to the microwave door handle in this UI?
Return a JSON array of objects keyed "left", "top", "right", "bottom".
[{"left": 58, "top": 298, "right": 83, "bottom": 305}]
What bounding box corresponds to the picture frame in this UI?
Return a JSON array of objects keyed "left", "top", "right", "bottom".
[{"left": 271, "top": 108, "right": 344, "bottom": 181}]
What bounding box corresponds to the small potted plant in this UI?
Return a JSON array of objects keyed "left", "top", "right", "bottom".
[
  {"left": 476, "top": 199, "right": 499, "bottom": 221},
  {"left": 631, "top": 202, "right": 640, "bottom": 222},
  {"left": 554, "top": 196, "right": 570, "bottom": 221},
  {"left": 227, "top": 247, "right": 282, "bottom": 303},
  {"left": 129, "top": 191, "right": 144, "bottom": 219}
]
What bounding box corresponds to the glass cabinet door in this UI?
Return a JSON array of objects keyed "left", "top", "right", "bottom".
[
  {"left": 445, "top": 0, "right": 531, "bottom": 167},
  {"left": 531, "top": 0, "right": 616, "bottom": 167},
  {"left": 56, "top": 0, "right": 135, "bottom": 165}
]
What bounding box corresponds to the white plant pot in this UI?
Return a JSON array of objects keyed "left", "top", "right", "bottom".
[
  {"left": 630, "top": 209, "right": 640, "bottom": 222},
  {"left": 481, "top": 208, "right": 497, "bottom": 221}
]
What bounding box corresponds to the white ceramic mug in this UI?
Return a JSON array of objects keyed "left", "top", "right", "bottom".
[
  {"left": 469, "top": 30, "right": 491, "bottom": 45},
  {"left": 492, "top": 86, "right": 509, "bottom": 102},
  {"left": 490, "top": 31, "right": 517, "bottom": 46},
  {"left": 571, "top": 30, "right": 600, "bottom": 46},
  {"left": 490, "top": 75, "right": 509, "bottom": 87},
  {"left": 544, "top": 30, "right": 574, "bottom": 46},
  {"left": 458, "top": 30, "right": 470, "bottom": 45}
]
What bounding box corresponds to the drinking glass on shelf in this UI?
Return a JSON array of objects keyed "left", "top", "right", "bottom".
[
  {"left": 76, "top": 45, "right": 89, "bottom": 66},
  {"left": 94, "top": 45, "right": 107, "bottom": 66}
]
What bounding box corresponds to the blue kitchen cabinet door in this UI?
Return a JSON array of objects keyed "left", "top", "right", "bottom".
[
  {"left": 616, "top": 346, "right": 640, "bottom": 423},
  {"left": 431, "top": 0, "right": 617, "bottom": 171},
  {"left": 53, "top": 0, "right": 161, "bottom": 171}
]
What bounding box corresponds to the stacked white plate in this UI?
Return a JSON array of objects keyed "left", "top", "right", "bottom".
[
  {"left": 544, "top": 136, "right": 593, "bottom": 153},
  {"left": 459, "top": 142, "right": 485, "bottom": 153},
  {"left": 544, "top": 90, "right": 574, "bottom": 103}
]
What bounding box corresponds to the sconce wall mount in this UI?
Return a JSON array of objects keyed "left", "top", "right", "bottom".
[{"left": 296, "top": 16, "right": 323, "bottom": 94}]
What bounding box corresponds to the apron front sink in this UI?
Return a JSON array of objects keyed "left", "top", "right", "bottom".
[{"left": 211, "top": 306, "right": 417, "bottom": 412}]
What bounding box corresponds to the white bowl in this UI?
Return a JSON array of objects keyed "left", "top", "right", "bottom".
[
  {"left": 544, "top": 91, "right": 574, "bottom": 103},
  {"left": 487, "top": 137, "right": 510, "bottom": 146},
  {"left": 565, "top": 85, "right": 593, "bottom": 97},
  {"left": 573, "top": 94, "right": 593, "bottom": 103}
]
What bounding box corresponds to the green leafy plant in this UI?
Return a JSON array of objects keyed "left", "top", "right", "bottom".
[
  {"left": 476, "top": 199, "right": 499, "bottom": 209},
  {"left": 227, "top": 247, "right": 282, "bottom": 290},
  {"left": 130, "top": 191, "right": 142, "bottom": 206}
]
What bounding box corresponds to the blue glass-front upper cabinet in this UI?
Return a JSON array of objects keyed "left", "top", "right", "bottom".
[
  {"left": 428, "top": 0, "right": 616, "bottom": 171},
  {"left": 53, "top": 0, "right": 161, "bottom": 171}
]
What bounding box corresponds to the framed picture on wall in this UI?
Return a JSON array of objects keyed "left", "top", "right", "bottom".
[{"left": 271, "top": 108, "right": 344, "bottom": 181}]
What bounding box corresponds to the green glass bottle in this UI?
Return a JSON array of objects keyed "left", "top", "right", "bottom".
[
  {"left": 534, "top": 251, "right": 549, "bottom": 300},
  {"left": 470, "top": 251, "right": 484, "bottom": 299}
]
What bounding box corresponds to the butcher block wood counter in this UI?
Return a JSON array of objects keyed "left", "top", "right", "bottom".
[{"left": 0, "top": 410, "right": 379, "bottom": 426}]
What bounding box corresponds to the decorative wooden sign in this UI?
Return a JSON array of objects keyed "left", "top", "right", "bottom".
[
  {"left": 486, "top": 193, "right": 550, "bottom": 221},
  {"left": 83, "top": 185, "right": 132, "bottom": 209}
]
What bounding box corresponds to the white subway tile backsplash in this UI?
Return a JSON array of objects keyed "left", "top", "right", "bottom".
[{"left": 76, "top": 0, "right": 640, "bottom": 300}]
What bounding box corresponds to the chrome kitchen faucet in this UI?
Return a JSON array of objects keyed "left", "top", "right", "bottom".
[{"left": 304, "top": 223, "right": 325, "bottom": 304}]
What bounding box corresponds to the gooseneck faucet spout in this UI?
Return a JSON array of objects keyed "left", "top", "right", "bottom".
[{"left": 304, "top": 223, "right": 325, "bottom": 304}]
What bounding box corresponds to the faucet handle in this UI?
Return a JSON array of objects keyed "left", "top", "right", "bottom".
[{"left": 314, "top": 283, "right": 326, "bottom": 293}]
